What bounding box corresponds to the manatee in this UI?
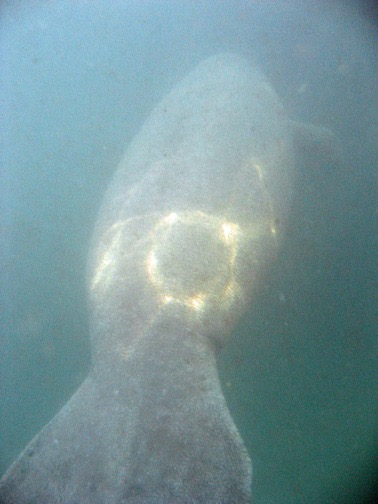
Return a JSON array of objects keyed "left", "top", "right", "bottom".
[{"left": 0, "top": 53, "right": 334, "bottom": 503}]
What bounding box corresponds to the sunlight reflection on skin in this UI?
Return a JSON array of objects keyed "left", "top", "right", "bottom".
[{"left": 91, "top": 160, "right": 278, "bottom": 333}]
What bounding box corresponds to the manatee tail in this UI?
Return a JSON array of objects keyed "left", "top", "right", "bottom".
[{"left": 0, "top": 304, "right": 252, "bottom": 504}]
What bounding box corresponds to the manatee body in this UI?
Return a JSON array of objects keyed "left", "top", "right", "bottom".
[{"left": 0, "top": 54, "right": 300, "bottom": 503}]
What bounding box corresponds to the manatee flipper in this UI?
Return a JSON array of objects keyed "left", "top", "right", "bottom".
[
  {"left": 290, "top": 120, "right": 342, "bottom": 168},
  {"left": 0, "top": 53, "right": 310, "bottom": 502}
]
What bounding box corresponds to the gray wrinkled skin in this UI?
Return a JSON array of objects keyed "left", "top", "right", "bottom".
[{"left": 0, "top": 54, "right": 311, "bottom": 503}]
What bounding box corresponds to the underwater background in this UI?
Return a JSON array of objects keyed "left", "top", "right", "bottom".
[{"left": 1, "top": 1, "right": 377, "bottom": 502}]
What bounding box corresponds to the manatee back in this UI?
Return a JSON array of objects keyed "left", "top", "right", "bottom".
[{"left": 88, "top": 53, "right": 295, "bottom": 364}]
